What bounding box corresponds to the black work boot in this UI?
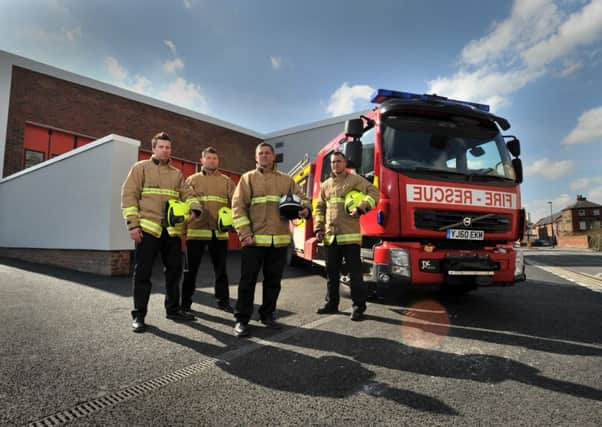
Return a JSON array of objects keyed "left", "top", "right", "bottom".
[
  {"left": 132, "top": 317, "right": 146, "bottom": 333},
  {"left": 234, "top": 322, "right": 250, "bottom": 337}
]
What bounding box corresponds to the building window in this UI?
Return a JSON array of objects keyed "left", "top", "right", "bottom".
[
  {"left": 594, "top": 209, "right": 600, "bottom": 216},
  {"left": 275, "top": 153, "right": 284, "bottom": 163},
  {"left": 274, "top": 141, "right": 284, "bottom": 149},
  {"left": 24, "top": 150, "right": 45, "bottom": 168},
  {"left": 578, "top": 209, "right": 585, "bottom": 216},
  {"left": 579, "top": 221, "right": 587, "bottom": 230}
]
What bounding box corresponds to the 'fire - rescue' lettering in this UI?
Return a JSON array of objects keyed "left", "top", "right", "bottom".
[{"left": 407, "top": 184, "right": 516, "bottom": 209}]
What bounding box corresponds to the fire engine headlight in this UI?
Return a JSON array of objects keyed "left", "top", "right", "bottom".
[
  {"left": 390, "top": 249, "right": 410, "bottom": 277},
  {"left": 514, "top": 249, "right": 524, "bottom": 277}
]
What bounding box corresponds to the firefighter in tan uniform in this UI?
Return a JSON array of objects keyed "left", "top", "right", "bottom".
[
  {"left": 231, "top": 142, "right": 310, "bottom": 337},
  {"left": 121, "top": 132, "right": 201, "bottom": 333},
  {"left": 314, "top": 151, "right": 379, "bottom": 321},
  {"left": 181, "top": 147, "right": 236, "bottom": 313}
]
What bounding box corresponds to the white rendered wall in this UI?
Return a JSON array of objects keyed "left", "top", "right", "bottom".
[
  {"left": 0, "top": 134, "right": 140, "bottom": 251},
  {"left": 265, "top": 122, "right": 346, "bottom": 173}
]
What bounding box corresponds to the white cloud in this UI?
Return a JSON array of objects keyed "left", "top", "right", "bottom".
[
  {"left": 17, "top": 25, "right": 82, "bottom": 44},
  {"left": 570, "top": 176, "right": 602, "bottom": 190},
  {"left": 428, "top": 67, "right": 544, "bottom": 111},
  {"left": 105, "top": 56, "right": 128, "bottom": 81},
  {"left": 164, "top": 40, "right": 177, "bottom": 56},
  {"left": 158, "top": 77, "right": 209, "bottom": 113},
  {"left": 163, "top": 57, "right": 184, "bottom": 73},
  {"left": 427, "top": 0, "right": 602, "bottom": 109},
  {"left": 589, "top": 186, "right": 602, "bottom": 203},
  {"left": 326, "top": 83, "right": 375, "bottom": 116},
  {"left": 270, "top": 56, "right": 283, "bottom": 70},
  {"left": 525, "top": 158, "right": 575, "bottom": 179},
  {"left": 525, "top": 193, "right": 572, "bottom": 223},
  {"left": 558, "top": 60, "right": 583, "bottom": 77},
  {"left": 522, "top": 0, "right": 602, "bottom": 68},
  {"left": 562, "top": 106, "right": 602, "bottom": 144},
  {"left": 460, "top": 0, "right": 560, "bottom": 66},
  {"left": 129, "top": 75, "right": 153, "bottom": 94},
  {"left": 569, "top": 176, "right": 602, "bottom": 202}
]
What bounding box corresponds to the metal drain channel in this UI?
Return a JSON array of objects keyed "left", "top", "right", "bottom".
[
  {"left": 27, "top": 312, "right": 342, "bottom": 426},
  {"left": 27, "top": 358, "right": 217, "bottom": 427}
]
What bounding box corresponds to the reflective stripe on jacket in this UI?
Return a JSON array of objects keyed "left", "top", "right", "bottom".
[
  {"left": 120, "top": 157, "right": 200, "bottom": 238},
  {"left": 313, "top": 171, "right": 379, "bottom": 245},
  {"left": 232, "top": 166, "right": 309, "bottom": 247},
  {"left": 185, "top": 168, "right": 235, "bottom": 240}
]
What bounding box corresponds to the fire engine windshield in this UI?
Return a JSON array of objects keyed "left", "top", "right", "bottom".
[{"left": 382, "top": 115, "right": 516, "bottom": 181}]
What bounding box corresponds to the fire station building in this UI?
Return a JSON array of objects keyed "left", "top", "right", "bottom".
[{"left": 0, "top": 50, "right": 353, "bottom": 275}]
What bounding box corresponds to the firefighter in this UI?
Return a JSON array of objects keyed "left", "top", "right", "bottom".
[
  {"left": 121, "top": 131, "right": 202, "bottom": 333},
  {"left": 181, "top": 146, "right": 236, "bottom": 313},
  {"left": 231, "top": 142, "right": 310, "bottom": 337},
  {"left": 313, "top": 151, "right": 379, "bottom": 321}
]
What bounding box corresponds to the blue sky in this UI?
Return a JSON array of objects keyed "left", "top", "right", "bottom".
[{"left": 1, "top": 0, "right": 601, "bottom": 222}]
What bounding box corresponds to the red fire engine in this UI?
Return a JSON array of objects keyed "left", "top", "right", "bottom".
[{"left": 289, "top": 89, "right": 526, "bottom": 294}]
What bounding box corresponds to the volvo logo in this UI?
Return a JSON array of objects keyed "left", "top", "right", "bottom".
[{"left": 463, "top": 217, "right": 472, "bottom": 227}]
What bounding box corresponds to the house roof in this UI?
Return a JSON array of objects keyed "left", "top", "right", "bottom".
[
  {"left": 535, "top": 212, "right": 562, "bottom": 226},
  {"left": 562, "top": 198, "right": 602, "bottom": 211}
]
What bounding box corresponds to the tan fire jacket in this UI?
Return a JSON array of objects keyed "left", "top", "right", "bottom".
[
  {"left": 121, "top": 157, "right": 200, "bottom": 238},
  {"left": 313, "top": 171, "right": 379, "bottom": 245},
  {"left": 232, "top": 166, "right": 309, "bottom": 247},
  {"left": 185, "top": 168, "right": 236, "bottom": 240}
]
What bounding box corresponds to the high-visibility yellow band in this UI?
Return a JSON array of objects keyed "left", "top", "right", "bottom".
[
  {"left": 326, "top": 233, "right": 361, "bottom": 245},
  {"left": 186, "top": 228, "right": 229, "bottom": 239},
  {"left": 141, "top": 188, "right": 180, "bottom": 197},
  {"left": 200, "top": 195, "right": 228, "bottom": 204},
  {"left": 364, "top": 195, "right": 376, "bottom": 209},
  {"left": 186, "top": 197, "right": 202, "bottom": 204},
  {"left": 233, "top": 216, "right": 251, "bottom": 228},
  {"left": 122, "top": 206, "right": 139, "bottom": 218},
  {"left": 166, "top": 225, "right": 184, "bottom": 237},
  {"left": 187, "top": 229, "right": 212, "bottom": 239},
  {"left": 327, "top": 197, "right": 345, "bottom": 207},
  {"left": 315, "top": 214, "right": 325, "bottom": 223},
  {"left": 254, "top": 234, "right": 291, "bottom": 247},
  {"left": 251, "top": 195, "right": 281, "bottom": 205},
  {"left": 140, "top": 218, "right": 162, "bottom": 236}
]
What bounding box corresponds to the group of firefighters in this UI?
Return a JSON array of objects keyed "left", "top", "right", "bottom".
[{"left": 121, "top": 131, "right": 378, "bottom": 337}]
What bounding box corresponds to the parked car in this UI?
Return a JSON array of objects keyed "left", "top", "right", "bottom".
[{"left": 531, "top": 239, "right": 553, "bottom": 247}]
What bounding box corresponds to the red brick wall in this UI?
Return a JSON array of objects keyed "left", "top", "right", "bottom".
[
  {"left": 0, "top": 248, "right": 132, "bottom": 275},
  {"left": 557, "top": 235, "right": 589, "bottom": 249},
  {"left": 4, "top": 66, "right": 261, "bottom": 177}
]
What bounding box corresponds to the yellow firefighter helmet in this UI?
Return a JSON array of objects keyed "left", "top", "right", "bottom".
[{"left": 217, "top": 207, "right": 234, "bottom": 233}]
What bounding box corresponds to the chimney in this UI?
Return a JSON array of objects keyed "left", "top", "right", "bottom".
[{"left": 577, "top": 194, "right": 586, "bottom": 201}]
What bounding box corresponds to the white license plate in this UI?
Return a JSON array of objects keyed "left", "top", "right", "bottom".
[{"left": 446, "top": 229, "right": 484, "bottom": 240}]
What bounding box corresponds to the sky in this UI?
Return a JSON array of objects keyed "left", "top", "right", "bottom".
[{"left": 1, "top": 0, "right": 601, "bottom": 223}]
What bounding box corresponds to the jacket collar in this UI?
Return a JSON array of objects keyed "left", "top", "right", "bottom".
[
  {"left": 151, "top": 156, "right": 170, "bottom": 166},
  {"left": 331, "top": 170, "right": 348, "bottom": 180},
  {"left": 201, "top": 167, "right": 219, "bottom": 176},
  {"left": 256, "top": 164, "right": 277, "bottom": 174}
]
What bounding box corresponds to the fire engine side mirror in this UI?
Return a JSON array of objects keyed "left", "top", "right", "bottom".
[
  {"left": 505, "top": 136, "right": 521, "bottom": 157},
  {"left": 345, "top": 119, "right": 364, "bottom": 139},
  {"left": 512, "top": 158, "right": 523, "bottom": 183},
  {"left": 342, "top": 139, "right": 362, "bottom": 169}
]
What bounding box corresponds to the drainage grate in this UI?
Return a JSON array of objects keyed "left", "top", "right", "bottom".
[
  {"left": 27, "top": 311, "right": 343, "bottom": 426},
  {"left": 28, "top": 357, "right": 217, "bottom": 427}
]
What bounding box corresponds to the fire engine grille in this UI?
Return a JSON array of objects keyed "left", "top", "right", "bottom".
[{"left": 414, "top": 209, "right": 512, "bottom": 233}]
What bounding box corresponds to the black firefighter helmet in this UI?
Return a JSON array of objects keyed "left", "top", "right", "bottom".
[{"left": 279, "top": 193, "right": 302, "bottom": 220}]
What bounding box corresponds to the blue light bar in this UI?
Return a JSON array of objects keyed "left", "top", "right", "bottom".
[{"left": 370, "top": 88, "right": 490, "bottom": 112}]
